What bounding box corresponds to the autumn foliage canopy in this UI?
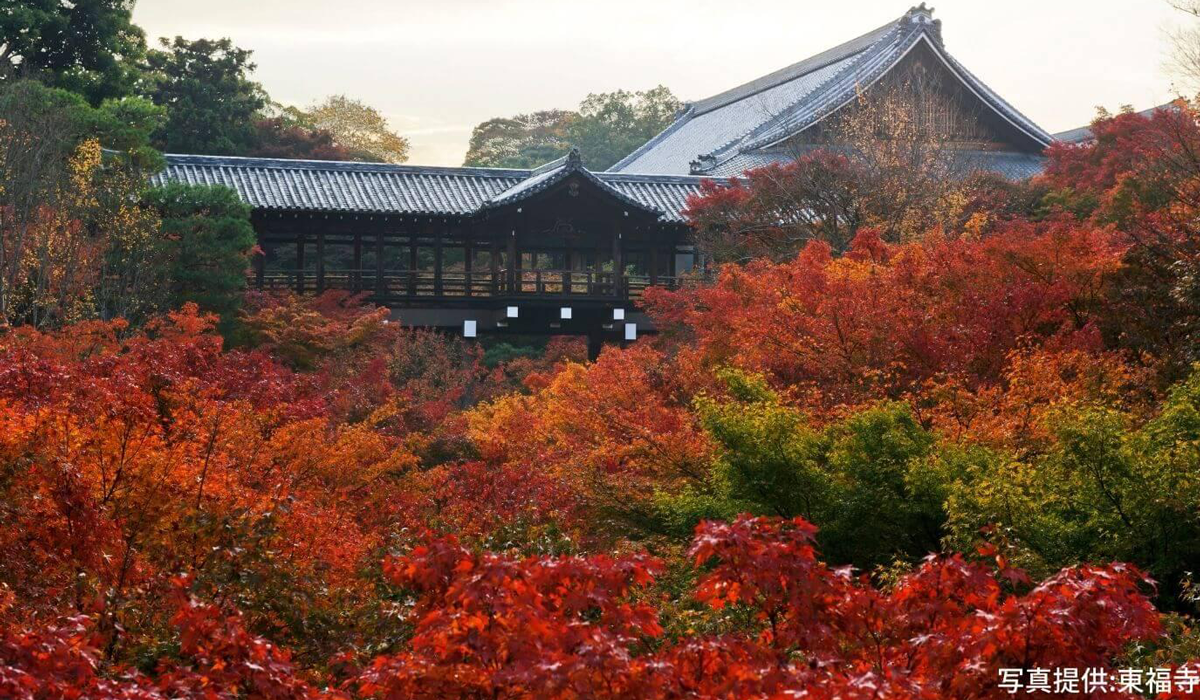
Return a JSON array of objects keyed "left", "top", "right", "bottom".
[{"left": 9, "top": 103, "right": 1200, "bottom": 699}]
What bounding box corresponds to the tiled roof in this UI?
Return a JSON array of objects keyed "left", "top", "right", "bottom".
[
  {"left": 702, "top": 149, "right": 1047, "bottom": 180},
  {"left": 1052, "top": 125, "right": 1094, "bottom": 145},
  {"left": 689, "top": 20, "right": 898, "bottom": 116},
  {"left": 481, "top": 147, "right": 662, "bottom": 216},
  {"left": 153, "top": 153, "right": 717, "bottom": 224},
  {"left": 951, "top": 151, "right": 1048, "bottom": 180},
  {"left": 1052, "top": 103, "right": 1179, "bottom": 144},
  {"left": 608, "top": 56, "right": 859, "bottom": 176},
  {"left": 611, "top": 4, "right": 1053, "bottom": 180}
]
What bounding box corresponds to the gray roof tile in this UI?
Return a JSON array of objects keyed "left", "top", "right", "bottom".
[
  {"left": 702, "top": 148, "right": 1047, "bottom": 180},
  {"left": 689, "top": 20, "right": 898, "bottom": 116},
  {"left": 1052, "top": 103, "right": 1179, "bottom": 144},
  {"left": 612, "top": 4, "right": 1053, "bottom": 178},
  {"left": 481, "top": 147, "right": 662, "bottom": 216},
  {"left": 153, "top": 153, "right": 719, "bottom": 224},
  {"left": 611, "top": 56, "right": 860, "bottom": 176}
]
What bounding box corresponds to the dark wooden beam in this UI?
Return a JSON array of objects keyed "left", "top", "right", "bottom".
[
  {"left": 434, "top": 227, "right": 444, "bottom": 297},
  {"left": 254, "top": 247, "right": 264, "bottom": 291},
  {"left": 507, "top": 217, "right": 518, "bottom": 295},
  {"left": 562, "top": 249, "right": 571, "bottom": 298},
  {"left": 490, "top": 234, "right": 500, "bottom": 296},
  {"left": 408, "top": 235, "right": 418, "bottom": 297},
  {"left": 464, "top": 235, "right": 473, "bottom": 298},
  {"left": 352, "top": 232, "right": 362, "bottom": 292},
  {"left": 375, "top": 232, "right": 385, "bottom": 297},
  {"left": 316, "top": 231, "right": 326, "bottom": 293},
  {"left": 613, "top": 220, "right": 623, "bottom": 298},
  {"left": 295, "top": 237, "right": 305, "bottom": 295}
]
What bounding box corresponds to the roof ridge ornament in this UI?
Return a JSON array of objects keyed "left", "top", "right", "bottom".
[
  {"left": 689, "top": 154, "right": 717, "bottom": 175},
  {"left": 902, "top": 3, "right": 943, "bottom": 44},
  {"left": 905, "top": 3, "right": 933, "bottom": 21},
  {"left": 566, "top": 146, "right": 583, "bottom": 167}
]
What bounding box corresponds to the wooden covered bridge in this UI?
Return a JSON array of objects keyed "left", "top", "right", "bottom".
[
  {"left": 153, "top": 4, "right": 1061, "bottom": 356},
  {"left": 155, "top": 148, "right": 713, "bottom": 353}
]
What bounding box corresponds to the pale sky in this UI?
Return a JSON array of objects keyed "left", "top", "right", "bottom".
[{"left": 132, "top": 0, "right": 1187, "bottom": 166}]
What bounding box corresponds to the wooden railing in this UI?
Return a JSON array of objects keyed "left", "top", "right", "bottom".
[
  {"left": 500, "top": 270, "right": 615, "bottom": 296},
  {"left": 498, "top": 269, "right": 681, "bottom": 300},
  {"left": 256, "top": 269, "right": 681, "bottom": 301}
]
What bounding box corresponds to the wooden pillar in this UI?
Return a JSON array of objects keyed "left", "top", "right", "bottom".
[
  {"left": 490, "top": 235, "right": 501, "bottom": 295},
  {"left": 587, "top": 332, "right": 604, "bottom": 361},
  {"left": 408, "top": 233, "right": 418, "bottom": 296},
  {"left": 375, "top": 232, "right": 385, "bottom": 298},
  {"left": 352, "top": 232, "right": 362, "bottom": 292},
  {"left": 464, "top": 237, "right": 473, "bottom": 298},
  {"left": 434, "top": 227, "right": 444, "bottom": 297},
  {"left": 613, "top": 222, "right": 623, "bottom": 299},
  {"left": 562, "top": 250, "right": 571, "bottom": 297},
  {"left": 649, "top": 246, "right": 659, "bottom": 286},
  {"left": 506, "top": 226, "right": 518, "bottom": 294},
  {"left": 254, "top": 246, "right": 265, "bottom": 291},
  {"left": 295, "top": 237, "right": 305, "bottom": 294},
  {"left": 316, "top": 232, "right": 326, "bottom": 293},
  {"left": 595, "top": 241, "right": 605, "bottom": 295}
]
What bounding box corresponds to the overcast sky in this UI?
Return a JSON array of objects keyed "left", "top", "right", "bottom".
[{"left": 132, "top": 0, "right": 1187, "bottom": 166}]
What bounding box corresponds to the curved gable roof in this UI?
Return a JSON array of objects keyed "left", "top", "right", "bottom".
[
  {"left": 608, "top": 55, "right": 862, "bottom": 176},
  {"left": 152, "top": 152, "right": 720, "bottom": 224},
  {"left": 741, "top": 32, "right": 1052, "bottom": 153},
  {"left": 688, "top": 18, "right": 897, "bottom": 116},
  {"left": 611, "top": 4, "right": 1052, "bottom": 177},
  {"left": 481, "top": 148, "right": 662, "bottom": 217}
]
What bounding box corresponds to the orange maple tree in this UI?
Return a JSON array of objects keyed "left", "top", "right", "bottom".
[{"left": 7, "top": 101, "right": 1200, "bottom": 699}]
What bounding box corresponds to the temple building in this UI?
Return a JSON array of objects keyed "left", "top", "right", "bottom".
[
  {"left": 611, "top": 3, "right": 1053, "bottom": 178},
  {"left": 156, "top": 148, "right": 707, "bottom": 355},
  {"left": 155, "top": 4, "right": 1058, "bottom": 353},
  {"left": 1053, "top": 103, "right": 1177, "bottom": 144}
]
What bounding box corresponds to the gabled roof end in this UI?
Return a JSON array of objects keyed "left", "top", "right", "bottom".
[
  {"left": 903, "top": 3, "right": 942, "bottom": 45},
  {"left": 528, "top": 146, "right": 584, "bottom": 176},
  {"left": 482, "top": 149, "right": 664, "bottom": 217}
]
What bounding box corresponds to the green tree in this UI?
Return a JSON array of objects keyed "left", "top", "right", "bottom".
[
  {"left": 656, "top": 369, "right": 944, "bottom": 571},
  {"left": 566, "top": 86, "right": 681, "bottom": 170},
  {"left": 944, "top": 371, "right": 1200, "bottom": 606},
  {"left": 0, "top": 0, "right": 146, "bottom": 104},
  {"left": 143, "top": 37, "right": 266, "bottom": 155},
  {"left": 816, "top": 402, "right": 941, "bottom": 568},
  {"left": 463, "top": 110, "right": 575, "bottom": 168},
  {"left": 685, "top": 369, "right": 827, "bottom": 524},
  {"left": 0, "top": 75, "right": 161, "bottom": 163},
  {"left": 0, "top": 80, "right": 164, "bottom": 327},
  {"left": 146, "top": 182, "right": 255, "bottom": 322},
  {"left": 462, "top": 87, "right": 680, "bottom": 170}
]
